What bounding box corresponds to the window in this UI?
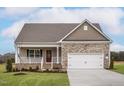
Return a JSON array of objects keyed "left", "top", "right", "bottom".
[
  {"left": 35, "top": 50, "right": 40, "bottom": 57},
  {"left": 29, "top": 50, "right": 34, "bottom": 57},
  {"left": 84, "top": 25, "right": 88, "bottom": 30},
  {"left": 27, "top": 49, "right": 42, "bottom": 58}
]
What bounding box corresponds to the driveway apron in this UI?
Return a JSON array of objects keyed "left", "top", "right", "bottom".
[{"left": 68, "top": 69, "right": 124, "bottom": 86}]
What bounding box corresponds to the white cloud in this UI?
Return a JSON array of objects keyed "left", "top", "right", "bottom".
[
  {"left": 0, "top": 7, "right": 39, "bottom": 18},
  {"left": 110, "top": 43, "right": 124, "bottom": 51},
  {"left": 28, "top": 8, "right": 124, "bottom": 34},
  {"left": 1, "top": 20, "right": 25, "bottom": 38},
  {"left": 5, "top": 7, "right": 39, "bottom": 16},
  {"left": 1, "top": 7, "right": 124, "bottom": 51},
  {"left": 2, "top": 7, "right": 124, "bottom": 38}
]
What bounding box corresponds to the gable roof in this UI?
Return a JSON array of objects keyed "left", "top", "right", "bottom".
[
  {"left": 15, "top": 20, "right": 111, "bottom": 43},
  {"left": 59, "top": 19, "right": 112, "bottom": 42}
]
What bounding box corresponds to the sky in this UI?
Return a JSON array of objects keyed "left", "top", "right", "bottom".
[{"left": 0, "top": 7, "right": 124, "bottom": 54}]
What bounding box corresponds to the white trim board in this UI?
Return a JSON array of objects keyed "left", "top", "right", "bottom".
[
  {"left": 68, "top": 53, "right": 104, "bottom": 55},
  {"left": 61, "top": 41, "right": 111, "bottom": 43},
  {"left": 16, "top": 44, "right": 60, "bottom": 47},
  {"left": 16, "top": 42, "right": 57, "bottom": 44}
]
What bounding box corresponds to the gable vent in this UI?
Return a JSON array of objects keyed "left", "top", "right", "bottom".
[{"left": 84, "top": 25, "right": 88, "bottom": 30}]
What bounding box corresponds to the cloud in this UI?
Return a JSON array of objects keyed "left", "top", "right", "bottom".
[
  {"left": 110, "top": 43, "right": 124, "bottom": 51},
  {"left": 0, "top": 7, "right": 39, "bottom": 17},
  {"left": 1, "top": 7, "right": 124, "bottom": 52},
  {"left": 1, "top": 20, "right": 25, "bottom": 38},
  {"left": 1, "top": 7, "right": 124, "bottom": 38},
  {"left": 26, "top": 8, "right": 124, "bottom": 35}
]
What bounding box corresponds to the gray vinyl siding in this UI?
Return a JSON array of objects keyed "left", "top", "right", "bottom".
[{"left": 63, "top": 22, "right": 109, "bottom": 41}]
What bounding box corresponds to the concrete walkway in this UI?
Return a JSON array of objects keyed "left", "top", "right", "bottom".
[{"left": 68, "top": 69, "right": 124, "bottom": 86}]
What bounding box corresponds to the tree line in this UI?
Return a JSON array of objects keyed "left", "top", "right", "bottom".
[{"left": 111, "top": 51, "right": 124, "bottom": 61}]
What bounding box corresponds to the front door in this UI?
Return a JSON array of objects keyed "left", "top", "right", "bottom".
[{"left": 46, "top": 50, "right": 52, "bottom": 62}]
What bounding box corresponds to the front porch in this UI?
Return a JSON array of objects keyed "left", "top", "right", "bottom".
[{"left": 15, "top": 45, "right": 62, "bottom": 71}]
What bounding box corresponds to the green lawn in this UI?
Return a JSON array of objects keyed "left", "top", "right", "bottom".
[
  {"left": 112, "top": 62, "right": 124, "bottom": 74},
  {"left": 0, "top": 64, "right": 69, "bottom": 86}
]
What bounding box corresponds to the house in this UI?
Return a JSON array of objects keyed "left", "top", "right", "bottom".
[{"left": 14, "top": 19, "right": 112, "bottom": 71}]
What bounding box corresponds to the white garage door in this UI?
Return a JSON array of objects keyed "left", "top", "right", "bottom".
[{"left": 68, "top": 53, "right": 104, "bottom": 69}]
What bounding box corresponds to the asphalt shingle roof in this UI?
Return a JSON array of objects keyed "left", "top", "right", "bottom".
[{"left": 15, "top": 23, "right": 102, "bottom": 43}]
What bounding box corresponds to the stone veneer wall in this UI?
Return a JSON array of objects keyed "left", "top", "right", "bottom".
[
  {"left": 14, "top": 63, "right": 62, "bottom": 70},
  {"left": 61, "top": 43, "right": 110, "bottom": 70}
]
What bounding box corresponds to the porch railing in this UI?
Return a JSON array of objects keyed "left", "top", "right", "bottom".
[
  {"left": 18, "top": 56, "right": 61, "bottom": 70},
  {"left": 18, "top": 57, "right": 61, "bottom": 64},
  {"left": 19, "top": 57, "right": 43, "bottom": 63},
  {"left": 52, "top": 57, "right": 61, "bottom": 63}
]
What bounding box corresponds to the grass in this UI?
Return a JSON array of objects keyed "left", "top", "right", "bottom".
[
  {"left": 0, "top": 64, "right": 69, "bottom": 86},
  {"left": 112, "top": 61, "right": 124, "bottom": 74}
]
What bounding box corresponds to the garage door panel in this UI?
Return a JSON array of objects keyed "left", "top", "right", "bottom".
[
  {"left": 68, "top": 58, "right": 80, "bottom": 69},
  {"left": 68, "top": 54, "right": 104, "bottom": 69}
]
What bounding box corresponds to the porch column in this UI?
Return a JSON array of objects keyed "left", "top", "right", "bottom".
[
  {"left": 15, "top": 46, "right": 18, "bottom": 63},
  {"left": 57, "top": 46, "right": 59, "bottom": 64},
  {"left": 17, "top": 47, "right": 20, "bottom": 63}
]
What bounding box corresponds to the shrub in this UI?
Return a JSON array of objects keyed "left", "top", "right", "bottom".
[
  {"left": 16, "top": 68, "right": 19, "bottom": 71},
  {"left": 29, "top": 67, "right": 32, "bottom": 71},
  {"left": 11, "top": 58, "right": 15, "bottom": 63},
  {"left": 12, "top": 68, "right": 16, "bottom": 72},
  {"left": 36, "top": 66, "right": 39, "bottom": 71},
  {"left": 21, "top": 68, "right": 25, "bottom": 71},
  {"left": 110, "top": 54, "right": 114, "bottom": 69},
  {"left": 6, "top": 59, "right": 13, "bottom": 72}
]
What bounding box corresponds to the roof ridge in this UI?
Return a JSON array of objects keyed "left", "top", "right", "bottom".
[
  {"left": 24, "top": 22, "right": 100, "bottom": 25},
  {"left": 25, "top": 23, "right": 80, "bottom": 24}
]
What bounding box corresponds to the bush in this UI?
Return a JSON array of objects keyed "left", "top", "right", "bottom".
[
  {"left": 29, "top": 67, "right": 32, "bottom": 71},
  {"left": 15, "top": 68, "right": 19, "bottom": 71},
  {"left": 109, "top": 60, "right": 114, "bottom": 69},
  {"left": 11, "top": 58, "right": 15, "bottom": 63},
  {"left": 36, "top": 66, "right": 39, "bottom": 71},
  {"left": 110, "top": 54, "right": 114, "bottom": 69},
  {"left": 6, "top": 59, "right": 13, "bottom": 72}
]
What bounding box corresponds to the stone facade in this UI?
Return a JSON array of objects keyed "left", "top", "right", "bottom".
[
  {"left": 14, "top": 63, "right": 62, "bottom": 71},
  {"left": 61, "top": 43, "right": 110, "bottom": 69}
]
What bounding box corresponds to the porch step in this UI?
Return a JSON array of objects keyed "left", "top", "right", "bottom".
[
  {"left": 53, "top": 63, "right": 62, "bottom": 69},
  {"left": 42, "top": 63, "right": 52, "bottom": 69}
]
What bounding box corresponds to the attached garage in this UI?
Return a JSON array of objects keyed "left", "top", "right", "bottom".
[{"left": 68, "top": 53, "right": 104, "bottom": 69}]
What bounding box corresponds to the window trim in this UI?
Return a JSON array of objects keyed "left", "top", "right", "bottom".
[{"left": 27, "top": 49, "right": 42, "bottom": 58}]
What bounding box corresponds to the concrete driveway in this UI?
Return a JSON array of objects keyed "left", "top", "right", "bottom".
[{"left": 68, "top": 69, "right": 124, "bottom": 86}]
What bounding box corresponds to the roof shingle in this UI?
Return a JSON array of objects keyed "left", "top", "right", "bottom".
[{"left": 15, "top": 23, "right": 102, "bottom": 43}]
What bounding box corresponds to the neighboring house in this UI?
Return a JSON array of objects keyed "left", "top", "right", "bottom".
[{"left": 15, "top": 19, "right": 112, "bottom": 71}]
